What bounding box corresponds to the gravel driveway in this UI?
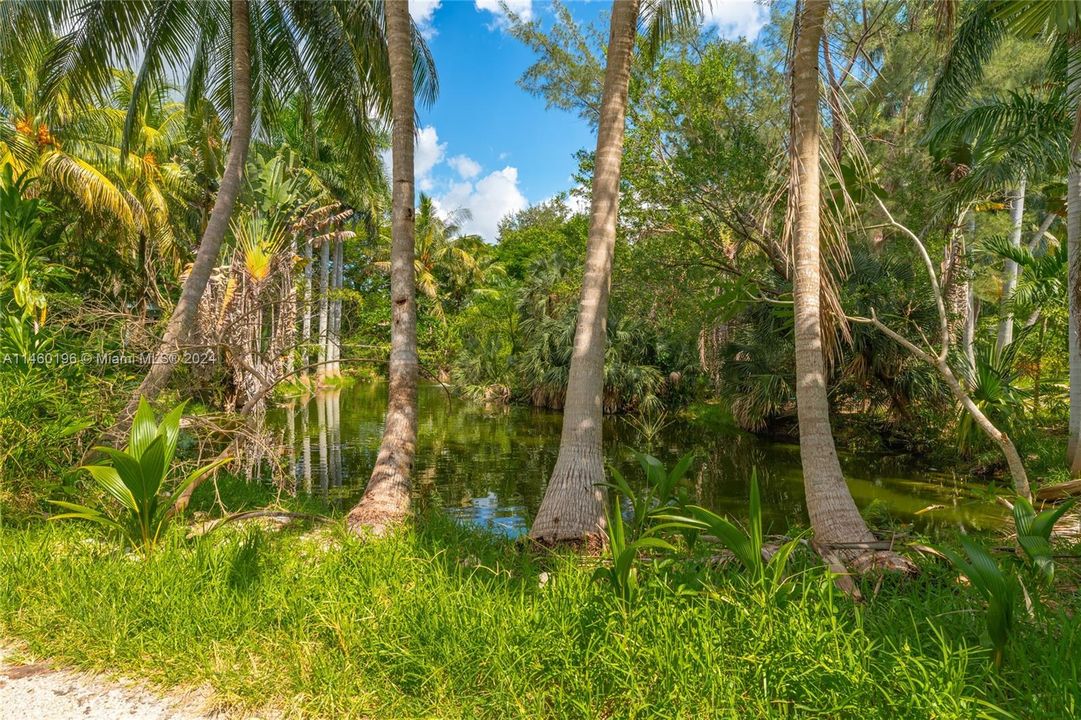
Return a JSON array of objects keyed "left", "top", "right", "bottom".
[{"left": 0, "top": 645, "right": 222, "bottom": 720}]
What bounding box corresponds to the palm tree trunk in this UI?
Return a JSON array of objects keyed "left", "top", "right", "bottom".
[
  {"left": 111, "top": 0, "right": 251, "bottom": 435},
  {"left": 528, "top": 0, "right": 640, "bottom": 548},
  {"left": 790, "top": 0, "right": 880, "bottom": 559},
  {"left": 995, "top": 179, "right": 1026, "bottom": 358},
  {"left": 317, "top": 237, "right": 330, "bottom": 383},
  {"left": 302, "top": 236, "right": 313, "bottom": 382},
  {"left": 1069, "top": 51, "right": 1081, "bottom": 477},
  {"left": 346, "top": 0, "right": 419, "bottom": 534},
  {"left": 963, "top": 211, "right": 978, "bottom": 373},
  {"left": 331, "top": 236, "right": 344, "bottom": 377}
]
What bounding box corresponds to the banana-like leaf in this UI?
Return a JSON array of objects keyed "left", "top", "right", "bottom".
[
  {"left": 95, "top": 446, "right": 147, "bottom": 502},
  {"left": 78, "top": 464, "right": 138, "bottom": 512},
  {"left": 158, "top": 401, "right": 186, "bottom": 468},
  {"left": 48, "top": 500, "right": 125, "bottom": 533},
  {"left": 1030, "top": 499, "right": 1076, "bottom": 539},
  {"left": 748, "top": 470, "right": 762, "bottom": 559},
  {"left": 139, "top": 435, "right": 167, "bottom": 500},
  {"left": 684, "top": 505, "right": 759, "bottom": 574},
  {"left": 129, "top": 396, "right": 159, "bottom": 459}
]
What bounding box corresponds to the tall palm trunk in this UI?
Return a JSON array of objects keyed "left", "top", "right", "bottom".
[
  {"left": 302, "top": 236, "right": 313, "bottom": 381},
  {"left": 995, "top": 179, "right": 1026, "bottom": 358},
  {"left": 317, "top": 237, "right": 330, "bottom": 383},
  {"left": 1069, "top": 52, "right": 1081, "bottom": 477},
  {"left": 529, "top": 0, "right": 640, "bottom": 547},
  {"left": 113, "top": 0, "right": 251, "bottom": 433},
  {"left": 791, "top": 0, "right": 878, "bottom": 555},
  {"left": 963, "top": 211, "right": 978, "bottom": 373},
  {"left": 331, "top": 237, "right": 344, "bottom": 376},
  {"left": 346, "top": 0, "right": 418, "bottom": 534}
]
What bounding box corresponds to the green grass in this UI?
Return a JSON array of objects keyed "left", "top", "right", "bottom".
[{"left": 1, "top": 515, "right": 1079, "bottom": 719}]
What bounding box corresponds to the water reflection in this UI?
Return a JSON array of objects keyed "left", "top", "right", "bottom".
[{"left": 271, "top": 382, "right": 1006, "bottom": 538}]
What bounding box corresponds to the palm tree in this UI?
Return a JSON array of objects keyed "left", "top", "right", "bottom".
[
  {"left": 112, "top": 0, "right": 254, "bottom": 435},
  {"left": 788, "top": 0, "right": 884, "bottom": 559},
  {"left": 529, "top": 0, "right": 703, "bottom": 547},
  {"left": 0, "top": 32, "right": 146, "bottom": 235},
  {"left": 346, "top": 0, "right": 420, "bottom": 534},
  {"left": 928, "top": 0, "right": 1081, "bottom": 475},
  {"left": 375, "top": 194, "right": 480, "bottom": 321},
  {"left": 49, "top": 0, "right": 435, "bottom": 438}
]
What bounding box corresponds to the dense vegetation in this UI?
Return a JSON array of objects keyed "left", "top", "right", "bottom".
[{"left": 3, "top": 0, "right": 1081, "bottom": 717}]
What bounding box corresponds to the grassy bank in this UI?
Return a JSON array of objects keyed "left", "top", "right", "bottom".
[{"left": 1, "top": 515, "right": 1079, "bottom": 719}]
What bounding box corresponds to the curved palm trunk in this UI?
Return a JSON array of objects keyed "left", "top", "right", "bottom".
[
  {"left": 995, "top": 179, "right": 1026, "bottom": 358},
  {"left": 1069, "top": 52, "right": 1081, "bottom": 477},
  {"left": 791, "top": 0, "right": 879, "bottom": 557},
  {"left": 529, "top": 0, "right": 640, "bottom": 547},
  {"left": 346, "top": 0, "right": 418, "bottom": 534},
  {"left": 113, "top": 0, "right": 251, "bottom": 434}
]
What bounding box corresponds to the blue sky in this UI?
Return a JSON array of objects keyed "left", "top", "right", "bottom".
[{"left": 405, "top": 0, "right": 771, "bottom": 240}]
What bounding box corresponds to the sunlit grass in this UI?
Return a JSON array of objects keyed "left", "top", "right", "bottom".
[{"left": 1, "top": 514, "right": 1078, "bottom": 719}]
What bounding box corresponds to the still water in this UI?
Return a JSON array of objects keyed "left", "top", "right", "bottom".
[{"left": 267, "top": 382, "right": 1005, "bottom": 538}]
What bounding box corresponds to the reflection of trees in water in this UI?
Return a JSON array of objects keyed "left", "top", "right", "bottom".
[
  {"left": 266, "top": 383, "right": 1005, "bottom": 534},
  {"left": 234, "top": 403, "right": 294, "bottom": 490},
  {"left": 300, "top": 401, "right": 311, "bottom": 493}
]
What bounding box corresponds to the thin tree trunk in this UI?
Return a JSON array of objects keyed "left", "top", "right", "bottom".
[
  {"left": 1023, "top": 214, "right": 1057, "bottom": 330},
  {"left": 110, "top": 0, "right": 252, "bottom": 437},
  {"left": 284, "top": 237, "right": 297, "bottom": 380},
  {"left": 528, "top": 0, "right": 640, "bottom": 548},
  {"left": 302, "top": 236, "right": 313, "bottom": 383},
  {"left": 858, "top": 198, "right": 1032, "bottom": 501},
  {"left": 1034, "top": 316, "right": 1047, "bottom": 415},
  {"left": 995, "top": 179, "right": 1026, "bottom": 358},
  {"left": 1028, "top": 212, "right": 1056, "bottom": 254},
  {"left": 963, "top": 211, "right": 978, "bottom": 374},
  {"left": 1069, "top": 50, "right": 1081, "bottom": 477},
  {"left": 317, "top": 237, "right": 330, "bottom": 384},
  {"left": 790, "top": 0, "right": 881, "bottom": 560},
  {"left": 331, "top": 236, "right": 344, "bottom": 377},
  {"left": 346, "top": 0, "right": 419, "bottom": 534}
]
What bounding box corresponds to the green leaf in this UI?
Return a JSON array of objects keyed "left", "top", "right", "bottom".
[
  {"left": 748, "top": 469, "right": 763, "bottom": 561},
  {"left": 158, "top": 401, "right": 186, "bottom": 469},
  {"left": 48, "top": 501, "right": 125, "bottom": 533},
  {"left": 1030, "top": 499, "right": 1075, "bottom": 539},
  {"left": 668, "top": 452, "right": 696, "bottom": 486},
  {"left": 139, "top": 435, "right": 167, "bottom": 500},
  {"left": 96, "top": 447, "right": 147, "bottom": 502},
  {"left": 79, "top": 464, "right": 137, "bottom": 512},
  {"left": 129, "top": 397, "right": 158, "bottom": 459}
]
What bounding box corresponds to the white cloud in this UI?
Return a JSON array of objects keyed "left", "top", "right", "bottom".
[
  {"left": 567, "top": 191, "right": 590, "bottom": 215},
  {"left": 379, "top": 125, "right": 446, "bottom": 189},
  {"left": 702, "top": 0, "right": 769, "bottom": 41},
  {"left": 415, "top": 125, "right": 446, "bottom": 181},
  {"left": 409, "top": 0, "right": 441, "bottom": 38},
  {"left": 436, "top": 167, "right": 527, "bottom": 241},
  {"left": 448, "top": 154, "right": 482, "bottom": 179},
  {"left": 475, "top": 0, "right": 532, "bottom": 28},
  {"left": 540, "top": 190, "right": 590, "bottom": 216}
]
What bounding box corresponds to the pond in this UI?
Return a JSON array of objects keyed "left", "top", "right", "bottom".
[{"left": 265, "top": 382, "right": 1006, "bottom": 538}]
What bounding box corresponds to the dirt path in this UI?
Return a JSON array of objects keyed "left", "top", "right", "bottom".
[{"left": 0, "top": 645, "right": 224, "bottom": 720}]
